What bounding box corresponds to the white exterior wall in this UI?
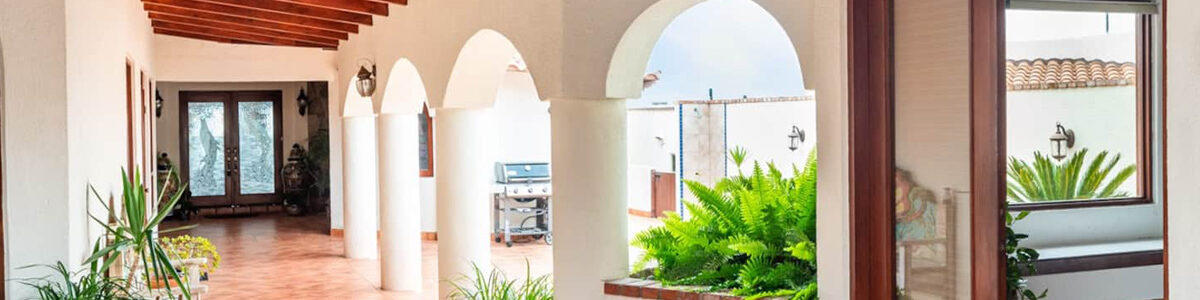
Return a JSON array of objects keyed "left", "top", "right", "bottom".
[
  {"left": 1027, "top": 266, "right": 1162, "bottom": 300},
  {"left": 725, "top": 100, "right": 817, "bottom": 174},
  {"left": 626, "top": 108, "right": 678, "bottom": 213}
]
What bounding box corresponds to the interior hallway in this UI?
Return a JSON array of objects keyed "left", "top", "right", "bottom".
[{"left": 162, "top": 213, "right": 659, "bottom": 299}]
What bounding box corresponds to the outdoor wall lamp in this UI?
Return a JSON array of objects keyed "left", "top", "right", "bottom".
[
  {"left": 1049, "top": 122, "right": 1076, "bottom": 161},
  {"left": 355, "top": 59, "right": 377, "bottom": 98},
  {"left": 155, "top": 89, "right": 164, "bottom": 118},
  {"left": 297, "top": 87, "right": 310, "bottom": 116},
  {"left": 788, "top": 125, "right": 806, "bottom": 151}
]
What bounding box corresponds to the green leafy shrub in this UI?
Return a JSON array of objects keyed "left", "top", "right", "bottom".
[
  {"left": 447, "top": 260, "right": 553, "bottom": 300},
  {"left": 632, "top": 149, "right": 817, "bottom": 300},
  {"left": 1007, "top": 149, "right": 1136, "bottom": 203},
  {"left": 1005, "top": 211, "right": 1046, "bottom": 300},
  {"left": 19, "top": 245, "right": 134, "bottom": 300}
]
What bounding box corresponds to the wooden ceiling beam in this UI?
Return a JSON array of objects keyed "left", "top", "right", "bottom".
[
  {"left": 149, "top": 13, "right": 339, "bottom": 47},
  {"left": 276, "top": 0, "right": 388, "bottom": 16},
  {"left": 152, "top": 20, "right": 337, "bottom": 49},
  {"left": 145, "top": 3, "right": 349, "bottom": 40},
  {"left": 367, "top": 0, "right": 408, "bottom": 6},
  {"left": 143, "top": 0, "right": 359, "bottom": 33},
  {"left": 192, "top": 0, "right": 373, "bottom": 25}
]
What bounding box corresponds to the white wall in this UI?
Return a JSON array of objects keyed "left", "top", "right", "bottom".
[
  {"left": 1, "top": 0, "right": 70, "bottom": 297},
  {"left": 155, "top": 81, "right": 313, "bottom": 169},
  {"left": 1026, "top": 266, "right": 1163, "bottom": 300},
  {"left": 1166, "top": 1, "right": 1200, "bottom": 297},
  {"left": 725, "top": 100, "right": 817, "bottom": 174},
  {"left": 626, "top": 108, "right": 678, "bottom": 213}
]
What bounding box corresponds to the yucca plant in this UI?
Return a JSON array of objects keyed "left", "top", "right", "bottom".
[
  {"left": 446, "top": 260, "right": 553, "bottom": 300},
  {"left": 632, "top": 149, "right": 818, "bottom": 300},
  {"left": 86, "top": 169, "right": 194, "bottom": 299},
  {"left": 1006, "top": 149, "right": 1137, "bottom": 203}
]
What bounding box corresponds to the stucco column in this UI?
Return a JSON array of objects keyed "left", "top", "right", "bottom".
[
  {"left": 376, "top": 113, "right": 422, "bottom": 292},
  {"left": 342, "top": 115, "right": 379, "bottom": 259},
  {"left": 549, "top": 98, "right": 630, "bottom": 299},
  {"left": 435, "top": 107, "right": 494, "bottom": 299}
]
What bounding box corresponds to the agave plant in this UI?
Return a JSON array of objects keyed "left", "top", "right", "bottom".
[
  {"left": 1006, "top": 148, "right": 1136, "bottom": 203},
  {"left": 632, "top": 149, "right": 818, "bottom": 300},
  {"left": 86, "top": 169, "right": 194, "bottom": 299},
  {"left": 446, "top": 260, "right": 553, "bottom": 300}
]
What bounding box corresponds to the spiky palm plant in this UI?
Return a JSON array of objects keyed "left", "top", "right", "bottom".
[
  {"left": 632, "top": 150, "right": 818, "bottom": 300},
  {"left": 447, "top": 260, "right": 553, "bottom": 300},
  {"left": 19, "top": 242, "right": 135, "bottom": 300},
  {"left": 86, "top": 169, "right": 194, "bottom": 299},
  {"left": 1006, "top": 149, "right": 1136, "bottom": 203}
]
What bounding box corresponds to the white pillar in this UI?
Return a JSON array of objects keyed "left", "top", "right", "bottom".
[
  {"left": 435, "top": 107, "right": 494, "bottom": 299},
  {"left": 377, "top": 113, "right": 423, "bottom": 292},
  {"left": 342, "top": 116, "right": 379, "bottom": 259},
  {"left": 550, "top": 98, "right": 630, "bottom": 299}
]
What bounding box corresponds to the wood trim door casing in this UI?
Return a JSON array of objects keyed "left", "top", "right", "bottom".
[
  {"left": 847, "top": 0, "right": 895, "bottom": 298},
  {"left": 970, "top": 0, "right": 1006, "bottom": 298},
  {"left": 1160, "top": 0, "right": 1169, "bottom": 297},
  {"left": 126, "top": 63, "right": 135, "bottom": 176},
  {"left": 178, "top": 90, "right": 285, "bottom": 207}
]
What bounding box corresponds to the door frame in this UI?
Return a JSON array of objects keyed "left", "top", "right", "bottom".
[
  {"left": 178, "top": 90, "right": 284, "bottom": 207},
  {"left": 846, "top": 0, "right": 1008, "bottom": 297}
]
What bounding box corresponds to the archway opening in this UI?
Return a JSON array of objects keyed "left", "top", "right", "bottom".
[{"left": 613, "top": 0, "right": 821, "bottom": 298}]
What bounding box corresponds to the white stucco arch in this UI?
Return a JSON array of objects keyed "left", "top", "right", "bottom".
[
  {"left": 441, "top": 29, "right": 536, "bottom": 109},
  {"left": 343, "top": 78, "right": 375, "bottom": 117},
  {"left": 380, "top": 58, "right": 429, "bottom": 115},
  {"left": 606, "top": 0, "right": 815, "bottom": 99}
]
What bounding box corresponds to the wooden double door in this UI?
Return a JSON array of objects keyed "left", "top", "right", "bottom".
[{"left": 180, "top": 91, "right": 284, "bottom": 207}]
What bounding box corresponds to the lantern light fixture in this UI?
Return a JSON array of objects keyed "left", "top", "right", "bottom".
[
  {"left": 355, "top": 60, "right": 377, "bottom": 98},
  {"left": 1049, "top": 122, "right": 1076, "bottom": 161},
  {"left": 154, "top": 89, "right": 164, "bottom": 118},
  {"left": 787, "top": 125, "right": 806, "bottom": 151},
  {"left": 297, "top": 88, "right": 310, "bottom": 116}
]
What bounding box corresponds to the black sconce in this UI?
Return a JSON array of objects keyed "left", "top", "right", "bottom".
[
  {"left": 788, "top": 125, "right": 806, "bottom": 151},
  {"left": 1049, "top": 122, "right": 1076, "bottom": 161},
  {"left": 297, "top": 88, "right": 310, "bottom": 116},
  {"left": 155, "top": 89, "right": 164, "bottom": 118}
]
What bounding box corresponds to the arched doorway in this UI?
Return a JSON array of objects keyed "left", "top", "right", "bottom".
[{"left": 601, "top": 0, "right": 821, "bottom": 298}]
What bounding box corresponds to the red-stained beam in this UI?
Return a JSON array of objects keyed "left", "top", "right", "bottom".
[
  {"left": 145, "top": 3, "right": 349, "bottom": 40},
  {"left": 149, "top": 13, "right": 339, "bottom": 46},
  {"left": 367, "top": 0, "right": 408, "bottom": 5},
  {"left": 152, "top": 20, "right": 338, "bottom": 48},
  {"left": 192, "top": 0, "right": 373, "bottom": 25},
  {"left": 277, "top": 0, "right": 388, "bottom": 16},
  {"left": 143, "top": 0, "right": 359, "bottom": 33},
  {"left": 154, "top": 28, "right": 242, "bottom": 44}
]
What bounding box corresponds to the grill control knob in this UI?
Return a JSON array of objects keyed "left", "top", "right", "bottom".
[
  {"left": 528, "top": 187, "right": 534, "bottom": 193},
  {"left": 542, "top": 187, "right": 548, "bottom": 193}
]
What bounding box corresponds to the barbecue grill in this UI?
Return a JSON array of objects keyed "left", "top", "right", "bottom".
[{"left": 492, "top": 162, "right": 552, "bottom": 247}]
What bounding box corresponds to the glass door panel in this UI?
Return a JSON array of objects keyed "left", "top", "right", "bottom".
[
  {"left": 893, "top": 0, "right": 972, "bottom": 298},
  {"left": 237, "top": 101, "right": 276, "bottom": 195},
  {"left": 187, "top": 102, "right": 227, "bottom": 197}
]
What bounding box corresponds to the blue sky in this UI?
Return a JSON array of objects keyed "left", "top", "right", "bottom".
[{"left": 632, "top": 0, "right": 808, "bottom": 107}]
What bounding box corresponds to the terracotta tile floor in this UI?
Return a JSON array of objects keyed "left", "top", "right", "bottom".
[{"left": 162, "top": 212, "right": 659, "bottom": 300}]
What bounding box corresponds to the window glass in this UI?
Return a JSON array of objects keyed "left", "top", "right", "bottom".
[{"left": 1005, "top": 10, "right": 1144, "bottom": 204}]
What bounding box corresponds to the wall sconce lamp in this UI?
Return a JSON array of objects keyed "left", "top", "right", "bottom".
[
  {"left": 788, "top": 125, "right": 806, "bottom": 151},
  {"left": 1049, "top": 122, "right": 1076, "bottom": 161},
  {"left": 297, "top": 88, "right": 310, "bottom": 116},
  {"left": 355, "top": 60, "right": 377, "bottom": 98},
  {"left": 154, "top": 89, "right": 164, "bottom": 118}
]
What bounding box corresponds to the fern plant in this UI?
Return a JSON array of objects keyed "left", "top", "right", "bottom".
[
  {"left": 1006, "top": 148, "right": 1136, "bottom": 203},
  {"left": 632, "top": 149, "right": 818, "bottom": 300}
]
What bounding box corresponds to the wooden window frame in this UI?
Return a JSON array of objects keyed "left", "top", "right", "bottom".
[
  {"left": 126, "top": 62, "right": 135, "bottom": 175},
  {"left": 419, "top": 103, "right": 434, "bottom": 177},
  {"left": 1006, "top": 13, "right": 1159, "bottom": 212}
]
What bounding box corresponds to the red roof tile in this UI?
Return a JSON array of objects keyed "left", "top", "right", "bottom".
[{"left": 1006, "top": 58, "right": 1135, "bottom": 91}]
